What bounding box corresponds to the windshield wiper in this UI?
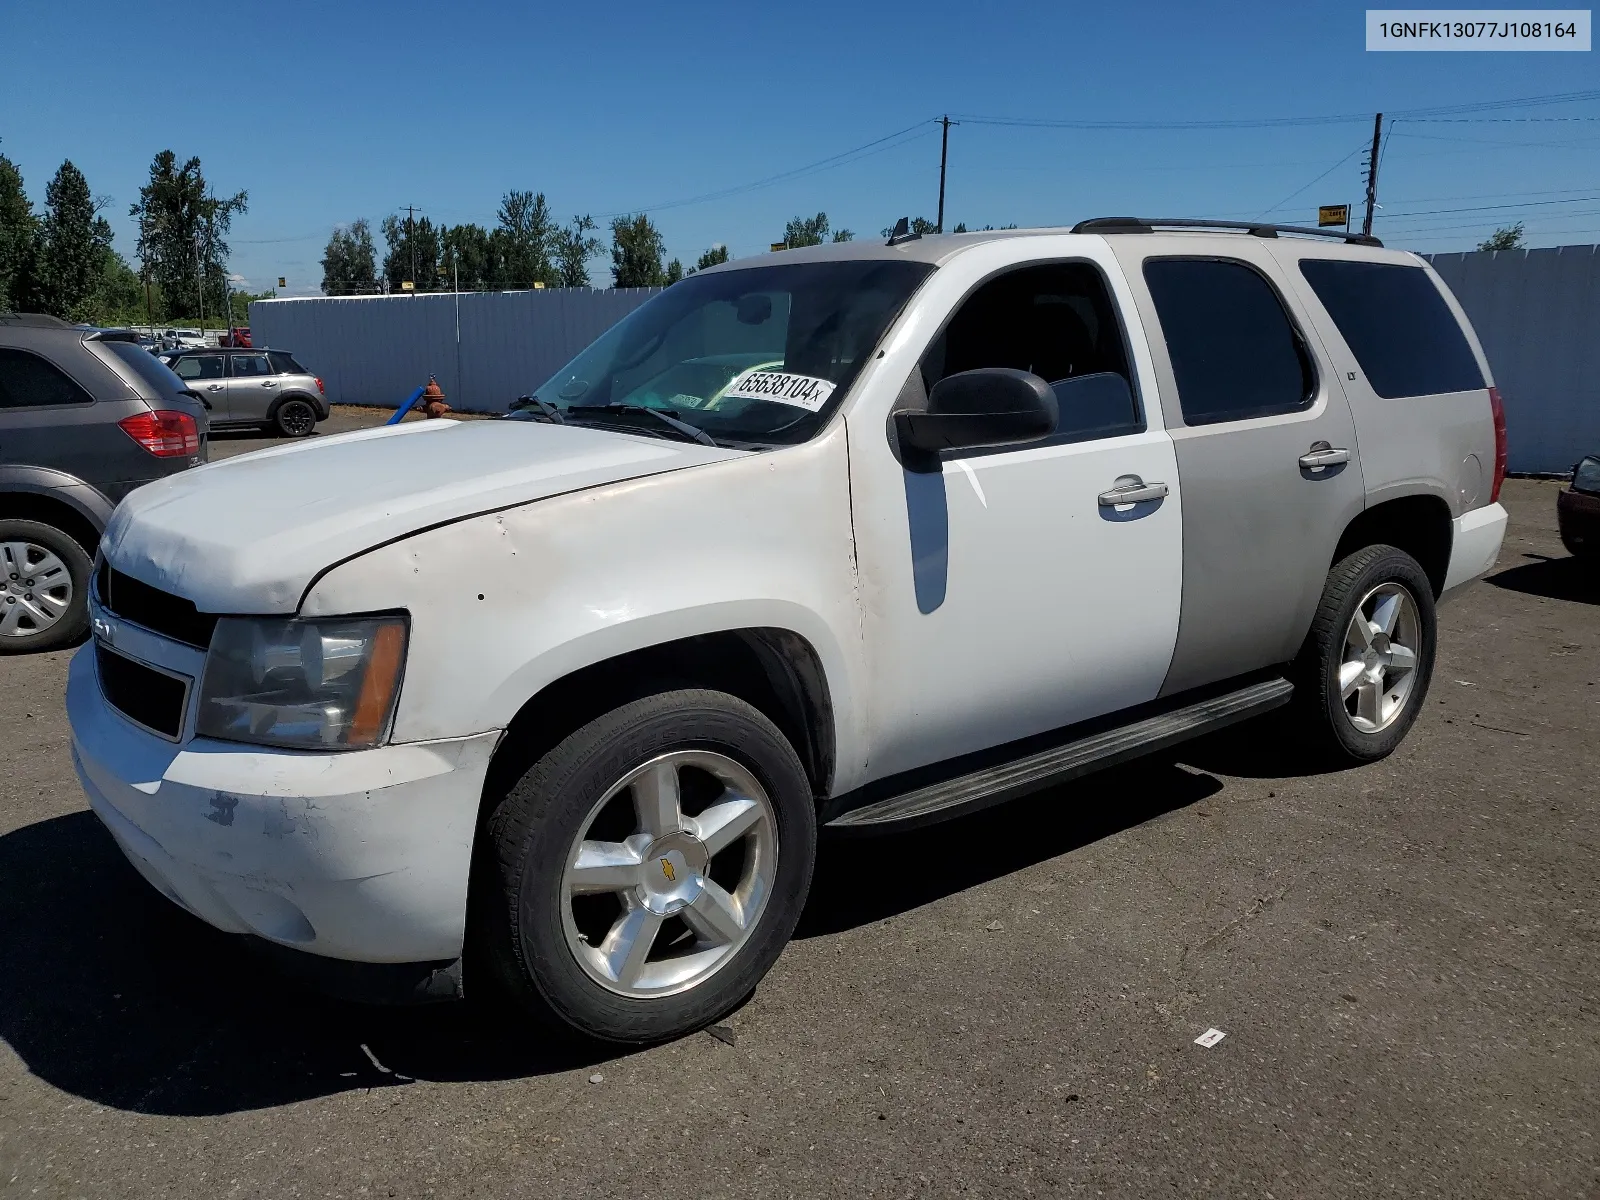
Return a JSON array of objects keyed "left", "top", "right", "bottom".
[
  {"left": 566, "top": 404, "right": 718, "bottom": 447},
  {"left": 508, "top": 394, "right": 565, "bottom": 423}
]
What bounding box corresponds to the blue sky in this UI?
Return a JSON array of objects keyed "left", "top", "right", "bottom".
[{"left": 4, "top": 0, "right": 1597, "bottom": 295}]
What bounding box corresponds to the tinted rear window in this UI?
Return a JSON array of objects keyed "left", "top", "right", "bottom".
[
  {"left": 267, "top": 351, "right": 305, "bottom": 374},
  {"left": 1143, "top": 258, "right": 1313, "bottom": 425},
  {"left": 1298, "top": 260, "right": 1484, "bottom": 399},
  {"left": 96, "top": 338, "right": 190, "bottom": 401},
  {"left": 0, "top": 347, "right": 94, "bottom": 408}
]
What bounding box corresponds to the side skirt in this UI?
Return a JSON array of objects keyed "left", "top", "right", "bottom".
[{"left": 825, "top": 677, "right": 1293, "bottom": 831}]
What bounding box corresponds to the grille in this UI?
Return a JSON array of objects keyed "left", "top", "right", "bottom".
[
  {"left": 96, "top": 643, "right": 190, "bottom": 740},
  {"left": 96, "top": 560, "right": 219, "bottom": 649}
]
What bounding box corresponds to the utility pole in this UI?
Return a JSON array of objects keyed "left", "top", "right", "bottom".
[
  {"left": 936, "top": 115, "right": 952, "bottom": 234},
  {"left": 407, "top": 205, "right": 417, "bottom": 289},
  {"left": 1361, "top": 112, "right": 1383, "bottom": 237}
]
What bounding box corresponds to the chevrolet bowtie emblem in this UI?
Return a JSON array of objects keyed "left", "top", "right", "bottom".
[{"left": 660, "top": 858, "right": 676, "bottom": 882}]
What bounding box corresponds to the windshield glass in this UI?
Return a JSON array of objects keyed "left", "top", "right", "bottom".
[{"left": 518, "top": 258, "right": 933, "bottom": 446}]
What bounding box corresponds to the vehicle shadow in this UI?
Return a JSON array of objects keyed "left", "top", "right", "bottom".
[
  {"left": 1487, "top": 553, "right": 1597, "bottom": 605},
  {"left": 798, "top": 758, "right": 1222, "bottom": 938},
  {"left": 0, "top": 759, "right": 1221, "bottom": 1116}
]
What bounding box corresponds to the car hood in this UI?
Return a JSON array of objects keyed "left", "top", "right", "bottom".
[{"left": 101, "top": 418, "right": 745, "bottom": 614}]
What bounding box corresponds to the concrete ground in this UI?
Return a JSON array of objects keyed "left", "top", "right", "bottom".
[{"left": 0, "top": 452, "right": 1594, "bottom": 1197}]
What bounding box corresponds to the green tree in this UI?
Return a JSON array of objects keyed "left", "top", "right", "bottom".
[
  {"left": 784, "top": 212, "right": 830, "bottom": 247},
  {"left": 0, "top": 153, "right": 42, "bottom": 312},
  {"left": 93, "top": 250, "right": 146, "bottom": 324},
  {"left": 130, "top": 151, "right": 247, "bottom": 321},
  {"left": 380, "top": 212, "right": 440, "bottom": 291},
  {"left": 664, "top": 258, "right": 684, "bottom": 285},
  {"left": 1478, "top": 222, "right": 1525, "bottom": 252},
  {"left": 552, "top": 215, "right": 602, "bottom": 287},
  {"left": 320, "top": 218, "right": 378, "bottom": 295},
  {"left": 497, "top": 191, "right": 557, "bottom": 287},
  {"left": 439, "top": 222, "right": 494, "bottom": 290},
  {"left": 39, "top": 161, "right": 110, "bottom": 321},
  {"left": 610, "top": 214, "right": 666, "bottom": 287},
  {"left": 694, "top": 244, "right": 730, "bottom": 271}
]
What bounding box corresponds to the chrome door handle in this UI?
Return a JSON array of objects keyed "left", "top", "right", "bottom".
[
  {"left": 1098, "top": 478, "right": 1169, "bottom": 506},
  {"left": 1299, "top": 444, "right": 1350, "bottom": 470},
  {"left": 260, "top": 380, "right": 276, "bottom": 388},
  {"left": 205, "top": 383, "right": 224, "bottom": 391}
]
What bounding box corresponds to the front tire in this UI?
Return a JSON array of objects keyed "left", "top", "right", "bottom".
[
  {"left": 1294, "top": 544, "right": 1437, "bottom": 764},
  {"left": 476, "top": 689, "right": 817, "bottom": 1044}
]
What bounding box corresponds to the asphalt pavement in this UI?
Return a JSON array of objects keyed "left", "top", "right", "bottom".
[{"left": 0, "top": 453, "right": 1594, "bottom": 1198}]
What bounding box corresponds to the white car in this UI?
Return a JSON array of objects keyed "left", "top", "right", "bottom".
[{"left": 70, "top": 219, "right": 1508, "bottom": 1043}]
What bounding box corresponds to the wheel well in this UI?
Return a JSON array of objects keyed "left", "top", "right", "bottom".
[
  {"left": 481, "top": 628, "right": 836, "bottom": 816},
  {"left": 1332, "top": 495, "right": 1453, "bottom": 597},
  {"left": 0, "top": 491, "right": 102, "bottom": 556}
]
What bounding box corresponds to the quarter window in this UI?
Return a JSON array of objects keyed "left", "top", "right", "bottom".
[
  {"left": 922, "top": 262, "right": 1141, "bottom": 445},
  {"left": 1298, "top": 260, "right": 1484, "bottom": 398},
  {"left": 0, "top": 348, "right": 94, "bottom": 409},
  {"left": 1144, "top": 258, "right": 1314, "bottom": 425}
]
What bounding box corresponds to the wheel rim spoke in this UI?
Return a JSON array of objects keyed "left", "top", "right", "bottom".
[
  {"left": 0, "top": 602, "right": 24, "bottom": 635},
  {"left": 692, "top": 796, "right": 762, "bottom": 857},
  {"left": 1346, "top": 613, "right": 1375, "bottom": 651},
  {"left": 1387, "top": 643, "right": 1418, "bottom": 675},
  {"left": 1372, "top": 592, "right": 1403, "bottom": 636},
  {"left": 570, "top": 840, "right": 644, "bottom": 893},
  {"left": 1338, "top": 659, "right": 1365, "bottom": 699},
  {"left": 1356, "top": 680, "right": 1383, "bottom": 728},
  {"left": 682, "top": 878, "right": 744, "bottom": 946},
  {"left": 600, "top": 907, "right": 664, "bottom": 988},
  {"left": 632, "top": 761, "right": 683, "bottom": 838}
]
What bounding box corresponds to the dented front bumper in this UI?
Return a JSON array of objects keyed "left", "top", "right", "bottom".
[{"left": 66, "top": 644, "right": 500, "bottom": 964}]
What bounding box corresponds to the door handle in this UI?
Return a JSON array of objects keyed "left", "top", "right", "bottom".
[
  {"left": 206, "top": 383, "right": 224, "bottom": 391},
  {"left": 1098, "top": 478, "right": 1169, "bottom": 506},
  {"left": 261, "top": 380, "right": 276, "bottom": 388},
  {"left": 1298, "top": 442, "right": 1351, "bottom": 470}
]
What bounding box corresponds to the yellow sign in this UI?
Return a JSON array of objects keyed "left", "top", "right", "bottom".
[
  {"left": 1318, "top": 204, "right": 1350, "bottom": 228},
  {"left": 770, "top": 242, "right": 786, "bottom": 252},
  {"left": 400, "top": 280, "right": 415, "bottom": 292},
  {"left": 277, "top": 276, "right": 286, "bottom": 288}
]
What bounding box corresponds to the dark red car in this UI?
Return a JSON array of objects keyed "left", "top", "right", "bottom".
[
  {"left": 220, "top": 326, "right": 252, "bottom": 348},
  {"left": 1557, "top": 455, "right": 1600, "bottom": 560}
]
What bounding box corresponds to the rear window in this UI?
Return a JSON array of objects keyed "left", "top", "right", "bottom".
[
  {"left": 0, "top": 347, "right": 94, "bottom": 408},
  {"left": 267, "top": 351, "right": 305, "bottom": 374},
  {"left": 1298, "top": 260, "right": 1484, "bottom": 399},
  {"left": 95, "top": 338, "right": 191, "bottom": 401}
]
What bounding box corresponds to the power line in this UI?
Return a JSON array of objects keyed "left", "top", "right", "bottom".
[{"left": 1258, "top": 144, "right": 1370, "bottom": 217}]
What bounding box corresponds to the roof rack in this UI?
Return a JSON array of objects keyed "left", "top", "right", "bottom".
[
  {"left": 0, "top": 312, "right": 73, "bottom": 328},
  {"left": 1071, "top": 217, "right": 1382, "bottom": 248}
]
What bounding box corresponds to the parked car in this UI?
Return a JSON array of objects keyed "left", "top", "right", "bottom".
[
  {"left": 160, "top": 346, "right": 326, "bottom": 436},
  {"left": 162, "top": 329, "right": 207, "bottom": 350},
  {"left": 69, "top": 219, "right": 1508, "bottom": 1041},
  {"left": 0, "top": 314, "right": 207, "bottom": 652},
  {"left": 218, "top": 326, "right": 252, "bottom": 348},
  {"left": 1558, "top": 454, "right": 1600, "bottom": 559}
]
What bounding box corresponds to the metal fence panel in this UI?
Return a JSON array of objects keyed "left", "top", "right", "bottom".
[
  {"left": 248, "top": 288, "right": 662, "bottom": 413},
  {"left": 1426, "top": 245, "right": 1600, "bottom": 473}
]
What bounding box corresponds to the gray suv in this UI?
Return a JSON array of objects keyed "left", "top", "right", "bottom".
[
  {"left": 0, "top": 314, "right": 208, "bottom": 652},
  {"left": 162, "top": 347, "right": 327, "bottom": 437}
]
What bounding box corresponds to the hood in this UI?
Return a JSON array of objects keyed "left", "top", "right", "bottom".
[{"left": 102, "top": 418, "right": 744, "bottom": 613}]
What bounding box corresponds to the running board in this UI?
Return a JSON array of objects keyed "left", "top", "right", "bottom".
[{"left": 826, "top": 677, "right": 1293, "bottom": 830}]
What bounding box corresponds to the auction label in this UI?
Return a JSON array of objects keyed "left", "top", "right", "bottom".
[
  {"left": 1366, "top": 9, "right": 1590, "bottom": 49},
  {"left": 724, "top": 369, "right": 837, "bottom": 412}
]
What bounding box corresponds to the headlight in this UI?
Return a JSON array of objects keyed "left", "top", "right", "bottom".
[{"left": 196, "top": 615, "right": 407, "bottom": 750}]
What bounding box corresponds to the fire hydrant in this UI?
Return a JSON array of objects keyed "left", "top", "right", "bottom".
[{"left": 420, "top": 375, "right": 452, "bottom": 419}]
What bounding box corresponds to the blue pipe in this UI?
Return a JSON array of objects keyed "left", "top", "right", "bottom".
[{"left": 386, "top": 386, "right": 427, "bottom": 425}]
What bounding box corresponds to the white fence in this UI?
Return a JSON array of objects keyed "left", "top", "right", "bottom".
[
  {"left": 248, "top": 288, "right": 662, "bottom": 412},
  {"left": 1426, "top": 244, "right": 1600, "bottom": 474}
]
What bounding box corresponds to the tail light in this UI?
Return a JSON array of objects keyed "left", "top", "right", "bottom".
[
  {"left": 120, "top": 410, "right": 200, "bottom": 458},
  {"left": 1488, "top": 386, "right": 1508, "bottom": 503},
  {"left": 315, "top": 377, "right": 325, "bottom": 395}
]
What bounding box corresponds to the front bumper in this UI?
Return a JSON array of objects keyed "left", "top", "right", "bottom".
[{"left": 66, "top": 644, "right": 500, "bottom": 963}]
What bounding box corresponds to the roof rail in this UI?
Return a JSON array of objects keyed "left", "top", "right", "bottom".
[
  {"left": 0, "top": 312, "right": 73, "bottom": 328},
  {"left": 1071, "top": 217, "right": 1382, "bottom": 248}
]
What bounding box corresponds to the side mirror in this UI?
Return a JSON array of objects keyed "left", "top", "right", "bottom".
[{"left": 893, "top": 367, "right": 1057, "bottom": 465}]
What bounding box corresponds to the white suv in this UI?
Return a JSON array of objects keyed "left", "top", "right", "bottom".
[{"left": 69, "top": 218, "right": 1509, "bottom": 1043}]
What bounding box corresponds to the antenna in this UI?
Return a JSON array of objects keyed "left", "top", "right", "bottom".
[{"left": 886, "top": 217, "right": 921, "bottom": 247}]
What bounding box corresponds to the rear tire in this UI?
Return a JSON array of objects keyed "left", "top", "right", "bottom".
[
  {"left": 273, "top": 397, "right": 317, "bottom": 438},
  {"left": 1293, "top": 544, "right": 1437, "bottom": 764},
  {"left": 475, "top": 688, "right": 816, "bottom": 1044},
  {"left": 0, "top": 520, "right": 91, "bottom": 654}
]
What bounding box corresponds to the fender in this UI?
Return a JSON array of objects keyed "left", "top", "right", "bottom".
[{"left": 0, "top": 465, "right": 115, "bottom": 533}]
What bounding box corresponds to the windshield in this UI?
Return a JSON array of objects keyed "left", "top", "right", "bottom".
[{"left": 516, "top": 258, "right": 933, "bottom": 446}]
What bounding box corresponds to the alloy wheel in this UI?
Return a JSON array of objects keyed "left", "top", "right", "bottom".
[
  {"left": 279, "top": 401, "right": 315, "bottom": 436},
  {"left": 0, "top": 541, "right": 73, "bottom": 638},
  {"left": 558, "top": 750, "right": 779, "bottom": 999},
  {"left": 1339, "top": 581, "right": 1422, "bottom": 734}
]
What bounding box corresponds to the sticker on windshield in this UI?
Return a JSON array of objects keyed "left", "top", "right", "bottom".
[{"left": 722, "top": 369, "right": 836, "bottom": 412}]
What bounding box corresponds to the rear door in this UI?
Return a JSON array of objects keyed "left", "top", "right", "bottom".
[
  {"left": 1112, "top": 239, "right": 1366, "bottom": 695},
  {"left": 225, "top": 352, "right": 278, "bottom": 423},
  {"left": 171, "top": 352, "right": 229, "bottom": 420}
]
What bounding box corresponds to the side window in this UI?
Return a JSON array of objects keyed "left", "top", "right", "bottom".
[
  {"left": 922, "top": 262, "right": 1140, "bottom": 444},
  {"left": 232, "top": 354, "right": 271, "bottom": 377},
  {"left": 1143, "top": 258, "right": 1313, "bottom": 425},
  {"left": 175, "top": 354, "right": 224, "bottom": 381},
  {"left": 1298, "top": 260, "right": 1483, "bottom": 398},
  {"left": 266, "top": 351, "right": 303, "bottom": 375},
  {"left": 0, "top": 347, "right": 94, "bottom": 409}
]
